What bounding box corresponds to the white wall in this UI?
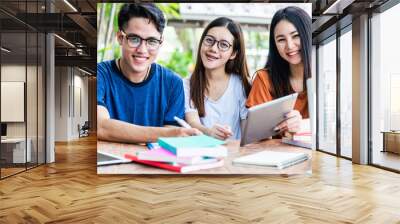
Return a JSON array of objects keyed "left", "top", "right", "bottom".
[
  {"left": 1, "top": 63, "right": 46, "bottom": 163},
  {"left": 1, "top": 65, "right": 27, "bottom": 138},
  {"left": 54, "top": 66, "right": 89, "bottom": 141},
  {"left": 55, "top": 66, "right": 69, "bottom": 141},
  {"left": 72, "top": 73, "right": 89, "bottom": 137}
]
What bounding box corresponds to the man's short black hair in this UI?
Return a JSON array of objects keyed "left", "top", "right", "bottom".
[{"left": 118, "top": 3, "right": 166, "bottom": 34}]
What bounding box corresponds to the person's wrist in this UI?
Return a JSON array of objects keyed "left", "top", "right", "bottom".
[
  {"left": 204, "top": 128, "right": 213, "bottom": 137},
  {"left": 172, "top": 127, "right": 182, "bottom": 136},
  {"left": 147, "top": 127, "right": 159, "bottom": 142},
  {"left": 163, "top": 127, "right": 176, "bottom": 137}
]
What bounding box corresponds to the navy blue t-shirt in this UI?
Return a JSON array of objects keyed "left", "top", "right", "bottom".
[{"left": 97, "top": 60, "right": 184, "bottom": 127}]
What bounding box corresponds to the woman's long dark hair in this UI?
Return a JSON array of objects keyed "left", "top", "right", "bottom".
[
  {"left": 265, "top": 6, "right": 311, "bottom": 98},
  {"left": 190, "top": 17, "right": 251, "bottom": 117}
]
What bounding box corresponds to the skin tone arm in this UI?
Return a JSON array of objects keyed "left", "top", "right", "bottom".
[
  {"left": 185, "top": 111, "right": 232, "bottom": 140},
  {"left": 97, "top": 105, "right": 201, "bottom": 143}
]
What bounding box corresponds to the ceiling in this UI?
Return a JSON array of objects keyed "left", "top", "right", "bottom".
[
  {"left": 311, "top": 0, "right": 391, "bottom": 43},
  {"left": 0, "top": 0, "right": 96, "bottom": 75},
  {"left": 0, "top": 0, "right": 396, "bottom": 76}
]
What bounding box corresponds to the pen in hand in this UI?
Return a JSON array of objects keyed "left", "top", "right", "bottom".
[
  {"left": 173, "top": 116, "right": 203, "bottom": 136},
  {"left": 173, "top": 116, "right": 192, "bottom": 129},
  {"left": 215, "top": 124, "right": 233, "bottom": 137}
]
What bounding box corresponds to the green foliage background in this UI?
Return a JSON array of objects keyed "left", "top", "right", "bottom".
[{"left": 97, "top": 3, "right": 269, "bottom": 78}]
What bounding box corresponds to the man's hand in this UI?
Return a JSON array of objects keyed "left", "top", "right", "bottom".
[{"left": 171, "top": 127, "right": 202, "bottom": 137}]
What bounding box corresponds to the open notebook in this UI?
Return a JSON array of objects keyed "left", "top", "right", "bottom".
[{"left": 232, "top": 151, "right": 309, "bottom": 169}]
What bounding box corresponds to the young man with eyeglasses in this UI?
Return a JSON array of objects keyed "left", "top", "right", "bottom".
[{"left": 97, "top": 3, "right": 200, "bottom": 143}]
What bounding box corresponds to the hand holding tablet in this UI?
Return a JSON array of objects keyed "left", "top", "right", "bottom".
[
  {"left": 274, "top": 110, "right": 302, "bottom": 134},
  {"left": 240, "top": 93, "right": 298, "bottom": 146}
]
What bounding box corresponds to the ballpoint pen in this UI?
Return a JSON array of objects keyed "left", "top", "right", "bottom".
[{"left": 146, "top": 143, "right": 154, "bottom": 150}]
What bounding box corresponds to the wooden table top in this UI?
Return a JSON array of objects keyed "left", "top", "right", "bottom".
[{"left": 97, "top": 139, "right": 312, "bottom": 175}]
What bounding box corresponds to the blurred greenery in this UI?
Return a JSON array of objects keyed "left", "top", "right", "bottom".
[
  {"left": 97, "top": 3, "right": 180, "bottom": 63},
  {"left": 156, "top": 3, "right": 180, "bottom": 19},
  {"left": 250, "top": 31, "right": 269, "bottom": 70},
  {"left": 97, "top": 3, "right": 123, "bottom": 62},
  {"left": 97, "top": 3, "right": 269, "bottom": 78},
  {"left": 158, "top": 49, "right": 193, "bottom": 78}
]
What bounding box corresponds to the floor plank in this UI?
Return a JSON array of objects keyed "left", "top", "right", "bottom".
[{"left": 0, "top": 135, "right": 399, "bottom": 223}]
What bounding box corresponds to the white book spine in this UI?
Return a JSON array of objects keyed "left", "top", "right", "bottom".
[
  {"left": 136, "top": 152, "right": 218, "bottom": 165},
  {"left": 181, "top": 159, "right": 224, "bottom": 173},
  {"left": 175, "top": 146, "right": 228, "bottom": 157}
]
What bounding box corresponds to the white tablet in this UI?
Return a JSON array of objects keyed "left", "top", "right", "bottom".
[
  {"left": 97, "top": 151, "right": 131, "bottom": 166},
  {"left": 240, "top": 93, "right": 298, "bottom": 146}
]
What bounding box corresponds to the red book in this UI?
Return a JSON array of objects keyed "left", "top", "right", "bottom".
[{"left": 124, "top": 153, "right": 224, "bottom": 173}]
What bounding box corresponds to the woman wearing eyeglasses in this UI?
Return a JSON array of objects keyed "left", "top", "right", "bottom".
[{"left": 184, "top": 17, "right": 251, "bottom": 140}]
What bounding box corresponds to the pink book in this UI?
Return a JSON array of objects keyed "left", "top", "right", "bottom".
[
  {"left": 136, "top": 147, "right": 218, "bottom": 165},
  {"left": 282, "top": 131, "right": 312, "bottom": 149},
  {"left": 292, "top": 132, "right": 311, "bottom": 141},
  {"left": 124, "top": 153, "right": 224, "bottom": 173}
]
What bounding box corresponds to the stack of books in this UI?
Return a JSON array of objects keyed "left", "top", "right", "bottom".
[
  {"left": 282, "top": 132, "right": 312, "bottom": 149},
  {"left": 124, "top": 135, "right": 227, "bottom": 173}
]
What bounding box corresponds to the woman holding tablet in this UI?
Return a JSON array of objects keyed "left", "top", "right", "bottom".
[
  {"left": 184, "top": 17, "right": 251, "bottom": 140},
  {"left": 246, "top": 6, "right": 311, "bottom": 137}
]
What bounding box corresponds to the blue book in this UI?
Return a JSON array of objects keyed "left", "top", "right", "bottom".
[{"left": 157, "top": 135, "right": 227, "bottom": 157}]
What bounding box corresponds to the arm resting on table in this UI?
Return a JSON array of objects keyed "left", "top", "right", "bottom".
[{"left": 97, "top": 105, "right": 185, "bottom": 143}]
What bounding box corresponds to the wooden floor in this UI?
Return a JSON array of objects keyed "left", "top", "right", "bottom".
[
  {"left": 1, "top": 135, "right": 400, "bottom": 223},
  {"left": 1, "top": 163, "right": 45, "bottom": 178},
  {"left": 1, "top": 167, "right": 25, "bottom": 177}
]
